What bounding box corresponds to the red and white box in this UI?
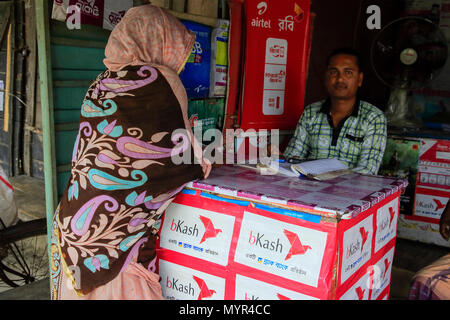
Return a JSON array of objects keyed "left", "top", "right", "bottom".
[
  {"left": 397, "top": 138, "right": 450, "bottom": 248},
  {"left": 157, "top": 166, "right": 407, "bottom": 300}
]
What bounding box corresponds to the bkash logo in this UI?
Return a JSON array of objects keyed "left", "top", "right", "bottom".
[
  {"left": 383, "top": 258, "right": 390, "bottom": 279},
  {"left": 433, "top": 199, "right": 446, "bottom": 211},
  {"left": 346, "top": 226, "right": 369, "bottom": 258},
  {"left": 165, "top": 275, "right": 216, "bottom": 299},
  {"left": 359, "top": 227, "right": 369, "bottom": 252},
  {"left": 247, "top": 229, "right": 311, "bottom": 260},
  {"left": 193, "top": 275, "right": 216, "bottom": 300},
  {"left": 355, "top": 286, "right": 365, "bottom": 300},
  {"left": 277, "top": 293, "right": 291, "bottom": 300},
  {"left": 169, "top": 215, "right": 222, "bottom": 243},
  {"left": 199, "top": 215, "right": 222, "bottom": 243},
  {"left": 417, "top": 198, "right": 446, "bottom": 212},
  {"left": 283, "top": 229, "right": 312, "bottom": 260},
  {"left": 388, "top": 207, "right": 396, "bottom": 227}
]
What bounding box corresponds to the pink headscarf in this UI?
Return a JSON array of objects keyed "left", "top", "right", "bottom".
[{"left": 103, "top": 4, "right": 195, "bottom": 74}]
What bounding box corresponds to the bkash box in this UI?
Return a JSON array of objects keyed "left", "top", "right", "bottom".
[
  {"left": 397, "top": 138, "right": 450, "bottom": 248},
  {"left": 156, "top": 166, "right": 407, "bottom": 300},
  {"left": 179, "top": 20, "right": 211, "bottom": 99}
]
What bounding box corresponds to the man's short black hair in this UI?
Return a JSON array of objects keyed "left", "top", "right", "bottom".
[{"left": 326, "top": 47, "right": 363, "bottom": 72}]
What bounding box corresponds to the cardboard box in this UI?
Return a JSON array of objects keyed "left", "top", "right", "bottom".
[{"left": 157, "top": 166, "right": 407, "bottom": 299}]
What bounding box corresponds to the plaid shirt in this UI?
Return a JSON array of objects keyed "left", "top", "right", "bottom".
[{"left": 283, "top": 99, "right": 387, "bottom": 175}]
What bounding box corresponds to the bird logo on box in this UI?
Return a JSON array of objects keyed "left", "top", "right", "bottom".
[
  {"left": 359, "top": 227, "right": 369, "bottom": 252},
  {"left": 433, "top": 199, "right": 446, "bottom": 211},
  {"left": 277, "top": 293, "right": 291, "bottom": 300},
  {"left": 388, "top": 207, "right": 396, "bottom": 228},
  {"left": 192, "top": 275, "right": 216, "bottom": 300},
  {"left": 355, "top": 286, "right": 365, "bottom": 300},
  {"left": 383, "top": 258, "right": 390, "bottom": 279},
  {"left": 283, "top": 229, "right": 312, "bottom": 261},
  {"left": 199, "top": 215, "right": 222, "bottom": 244}
]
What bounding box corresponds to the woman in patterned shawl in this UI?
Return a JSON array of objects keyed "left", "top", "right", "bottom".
[{"left": 50, "top": 4, "right": 211, "bottom": 299}]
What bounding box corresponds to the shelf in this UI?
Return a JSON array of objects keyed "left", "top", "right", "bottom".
[{"left": 168, "top": 9, "right": 218, "bottom": 27}]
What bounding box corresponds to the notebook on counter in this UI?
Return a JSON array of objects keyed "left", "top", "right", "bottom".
[
  {"left": 237, "top": 158, "right": 351, "bottom": 180},
  {"left": 290, "top": 158, "right": 351, "bottom": 180}
]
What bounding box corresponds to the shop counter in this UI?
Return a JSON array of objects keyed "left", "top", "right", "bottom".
[{"left": 156, "top": 165, "right": 408, "bottom": 300}]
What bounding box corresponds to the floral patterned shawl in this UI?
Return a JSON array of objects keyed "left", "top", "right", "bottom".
[{"left": 53, "top": 5, "right": 203, "bottom": 296}]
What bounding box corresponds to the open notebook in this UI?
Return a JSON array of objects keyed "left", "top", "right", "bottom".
[
  {"left": 291, "top": 158, "right": 351, "bottom": 180},
  {"left": 240, "top": 158, "right": 351, "bottom": 180},
  {"left": 253, "top": 158, "right": 350, "bottom": 180}
]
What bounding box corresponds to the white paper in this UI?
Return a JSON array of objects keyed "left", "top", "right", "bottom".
[{"left": 293, "top": 158, "right": 348, "bottom": 176}]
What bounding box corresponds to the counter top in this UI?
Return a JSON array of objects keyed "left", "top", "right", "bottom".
[{"left": 188, "top": 165, "right": 408, "bottom": 220}]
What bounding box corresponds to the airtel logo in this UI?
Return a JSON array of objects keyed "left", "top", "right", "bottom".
[{"left": 257, "top": 2, "right": 267, "bottom": 15}]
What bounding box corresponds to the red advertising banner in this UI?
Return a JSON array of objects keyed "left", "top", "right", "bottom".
[{"left": 238, "top": 0, "right": 311, "bottom": 130}]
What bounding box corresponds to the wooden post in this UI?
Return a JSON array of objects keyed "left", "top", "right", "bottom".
[
  {"left": 35, "top": 0, "right": 58, "bottom": 286},
  {"left": 23, "top": 0, "right": 37, "bottom": 177}
]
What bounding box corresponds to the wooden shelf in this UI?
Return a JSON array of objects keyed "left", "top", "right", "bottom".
[{"left": 168, "top": 9, "right": 218, "bottom": 27}]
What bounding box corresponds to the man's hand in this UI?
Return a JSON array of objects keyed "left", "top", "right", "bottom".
[{"left": 439, "top": 200, "right": 450, "bottom": 241}]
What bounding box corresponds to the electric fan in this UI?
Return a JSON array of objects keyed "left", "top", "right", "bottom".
[{"left": 371, "top": 17, "right": 448, "bottom": 127}]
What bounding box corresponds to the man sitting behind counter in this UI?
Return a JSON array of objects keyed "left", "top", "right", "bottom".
[{"left": 283, "top": 47, "right": 387, "bottom": 175}]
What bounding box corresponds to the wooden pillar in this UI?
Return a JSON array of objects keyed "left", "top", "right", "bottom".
[{"left": 35, "top": 0, "right": 57, "bottom": 285}]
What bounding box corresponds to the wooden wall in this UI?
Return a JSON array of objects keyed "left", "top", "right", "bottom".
[{"left": 305, "top": 0, "right": 406, "bottom": 110}]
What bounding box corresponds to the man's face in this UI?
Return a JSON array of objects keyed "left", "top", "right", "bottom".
[{"left": 325, "top": 54, "right": 363, "bottom": 100}]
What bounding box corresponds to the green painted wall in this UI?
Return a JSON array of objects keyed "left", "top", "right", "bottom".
[{"left": 49, "top": 21, "right": 110, "bottom": 198}]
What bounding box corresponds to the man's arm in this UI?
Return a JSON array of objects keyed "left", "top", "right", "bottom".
[
  {"left": 283, "top": 110, "right": 311, "bottom": 160},
  {"left": 352, "top": 112, "right": 387, "bottom": 175}
]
